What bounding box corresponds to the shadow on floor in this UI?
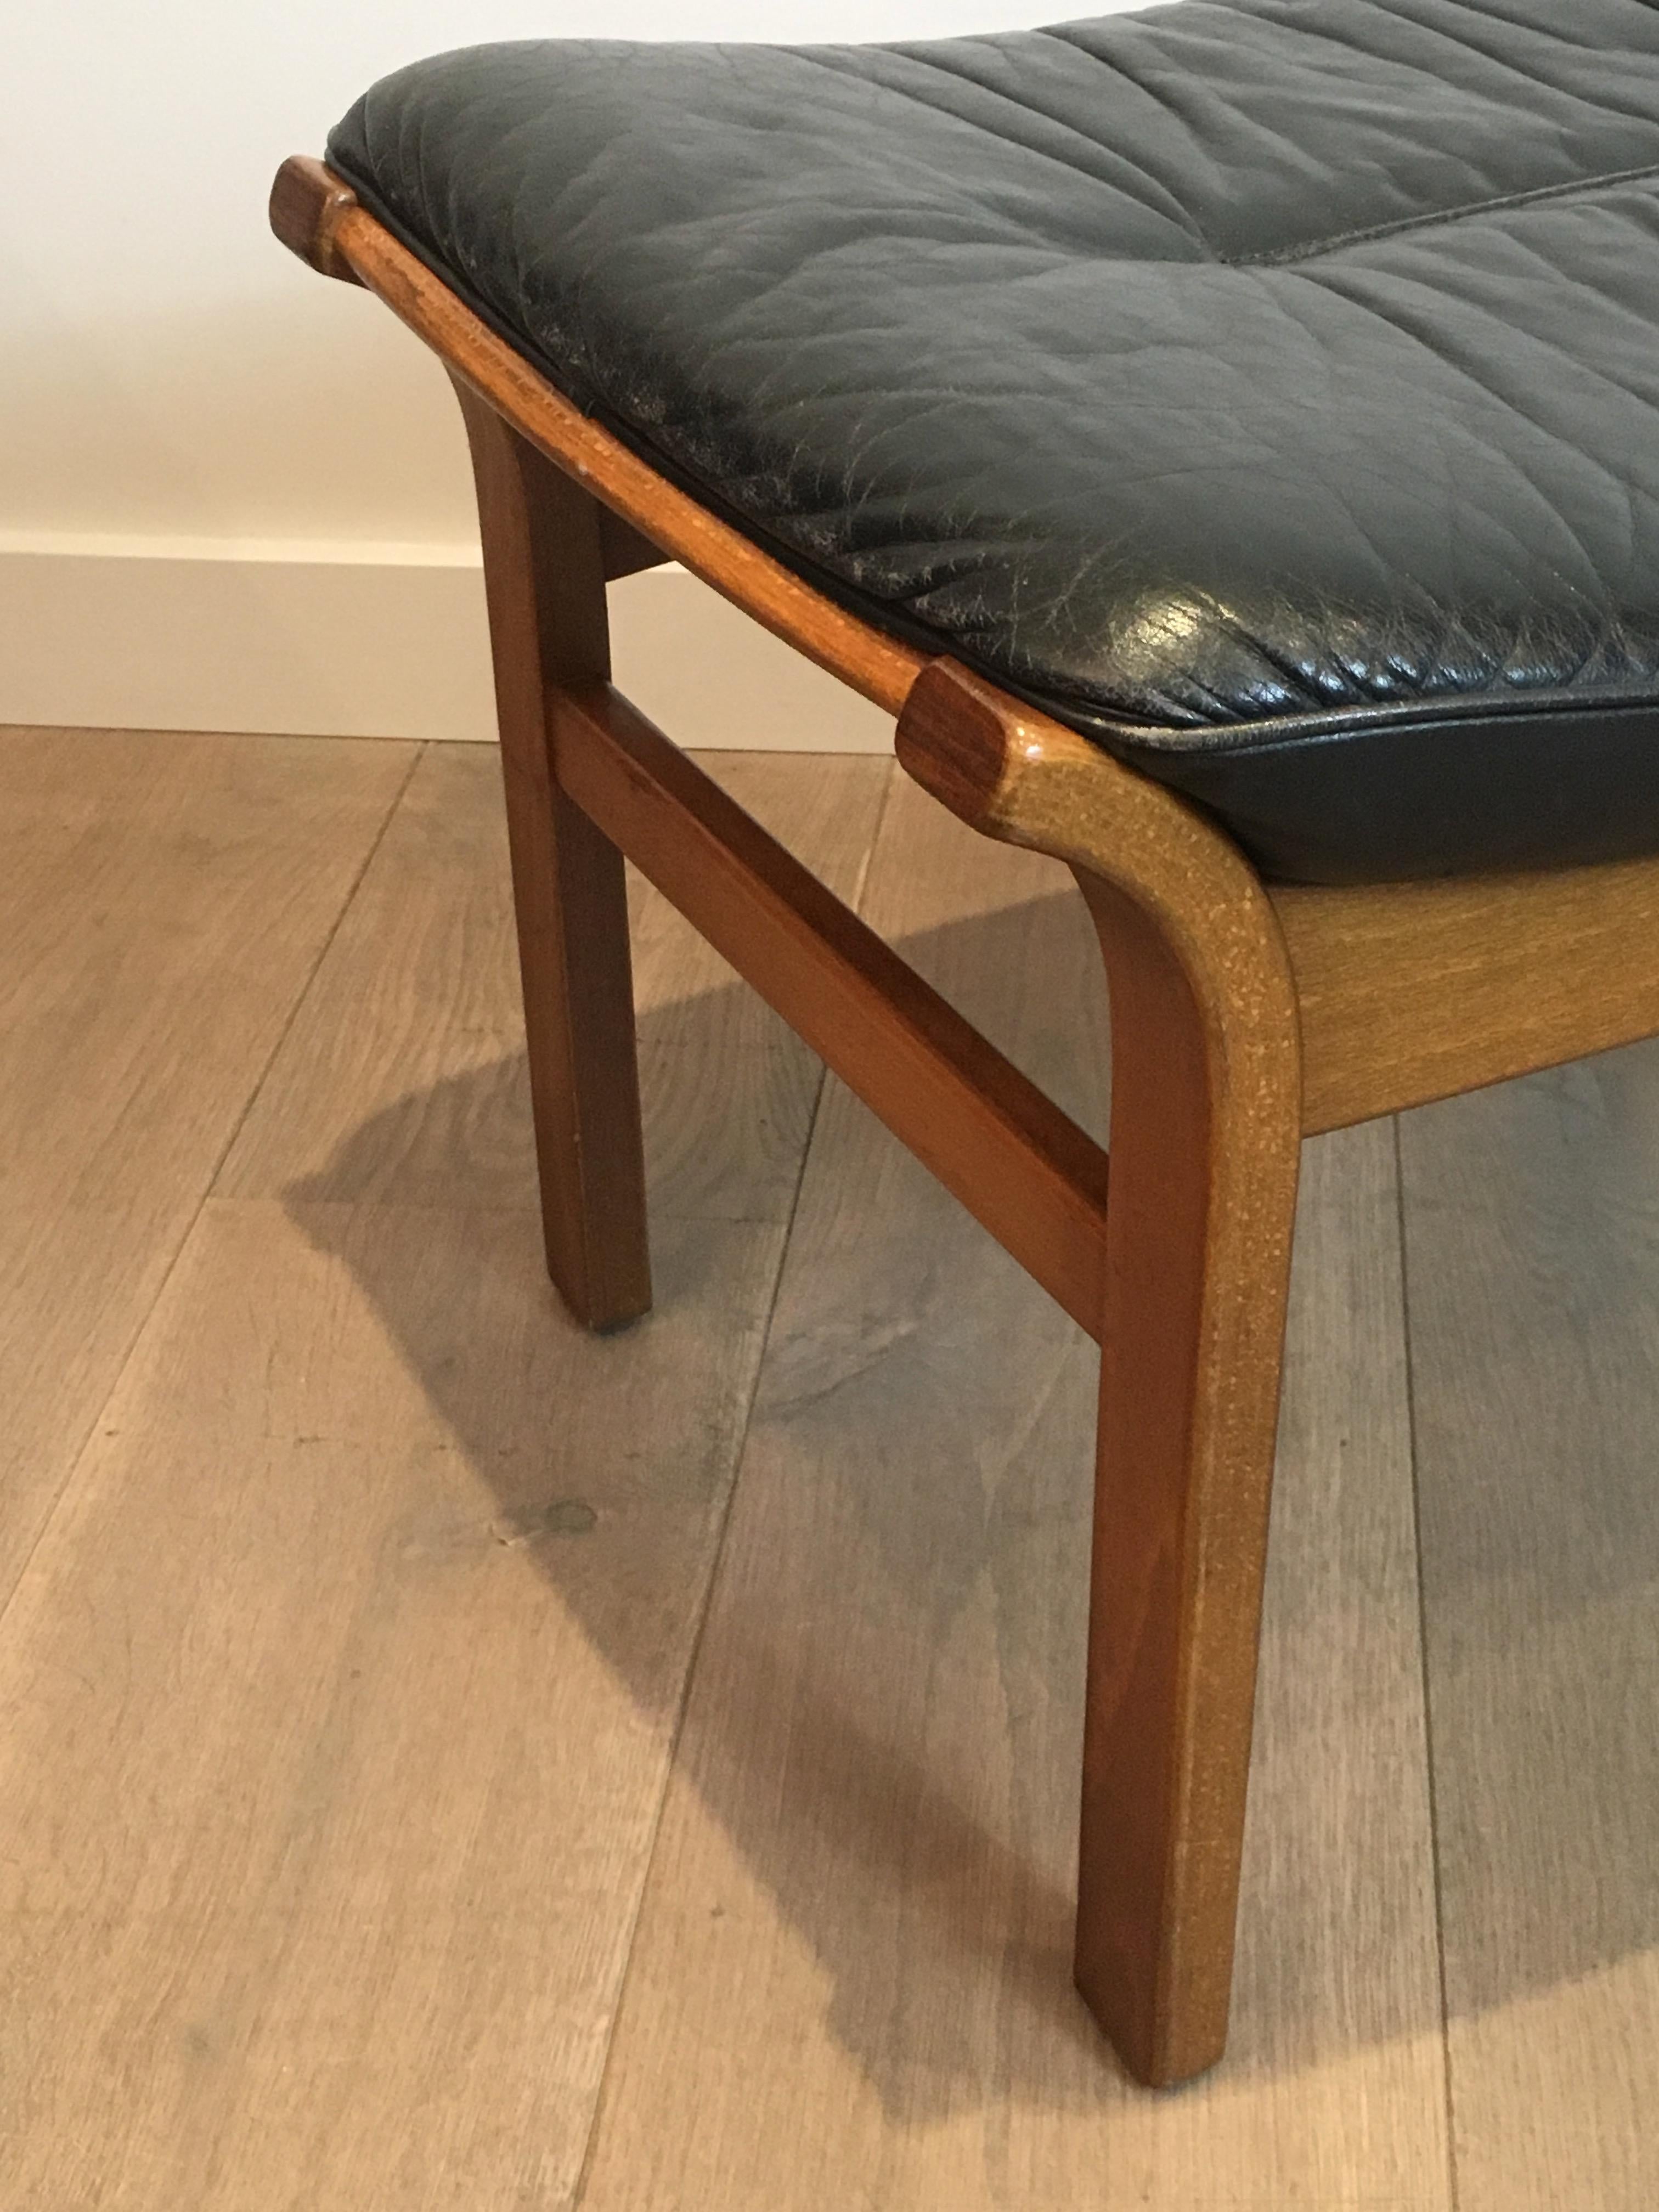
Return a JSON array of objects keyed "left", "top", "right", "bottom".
[{"left": 284, "top": 895, "right": 1659, "bottom": 2111}]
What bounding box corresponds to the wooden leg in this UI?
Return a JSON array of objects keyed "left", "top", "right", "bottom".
[
  {"left": 454, "top": 383, "right": 652, "bottom": 1330},
  {"left": 1072, "top": 870, "right": 1302, "bottom": 2086}
]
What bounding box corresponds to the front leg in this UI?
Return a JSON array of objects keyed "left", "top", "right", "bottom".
[
  {"left": 1073, "top": 869, "right": 1301, "bottom": 2086},
  {"left": 895, "top": 658, "right": 1304, "bottom": 2084}
]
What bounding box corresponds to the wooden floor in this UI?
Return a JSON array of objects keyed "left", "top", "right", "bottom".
[{"left": 4, "top": 726, "right": 1658, "bottom": 2209}]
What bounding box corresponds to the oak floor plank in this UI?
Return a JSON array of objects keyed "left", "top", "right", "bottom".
[
  {"left": 578, "top": 776, "right": 1451, "bottom": 2211},
  {"left": 0, "top": 744, "right": 887, "bottom": 2209},
  {"left": 219, "top": 744, "right": 890, "bottom": 1225},
  {"left": 0, "top": 1199, "right": 788, "bottom": 2209},
  {"left": 1401, "top": 1044, "right": 1659, "bottom": 2210},
  {"left": 0, "top": 725, "right": 414, "bottom": 1612}
]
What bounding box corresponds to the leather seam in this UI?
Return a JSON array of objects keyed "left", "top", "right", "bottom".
[
  {"left": 1228, "top": 157, "right": 1659, "bottom": 269},
  {"left": 747, "top": 50, "right": 1659, "bottom": 276},
  {"left": 781, "top": 45, "right": 1215, "bottom": 256},
  {"left": 1082, "top": 691, "right": 1659, "bottom": 761}
]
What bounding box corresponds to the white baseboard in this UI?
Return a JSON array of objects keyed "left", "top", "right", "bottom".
[{"left": 0, "top": 535, "right": 893, "bottom": 753}]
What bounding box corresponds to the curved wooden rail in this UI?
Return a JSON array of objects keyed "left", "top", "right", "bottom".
[{"left": 271, "top": 155, "right": 924, "bottom": 716}]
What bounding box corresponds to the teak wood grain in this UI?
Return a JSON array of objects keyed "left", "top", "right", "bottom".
[
  {"left": 898, "top": 663, "right": 1304, "bottom": 2083},
  {"left": 270, "top": 144, "right": 1659, "bottom": 2090},
  {"left": 455, "top": 386, "right": 652, "bottom": 1330},
  {"left": 577, "top": 795, "right": 1448, "bottom": 2210},
  {"left": 1274, "top": 854, "right": 1659, "bottom": 1131},
  {"left": 550, "top": 676, "right": 1111, "bottom": 1339}
]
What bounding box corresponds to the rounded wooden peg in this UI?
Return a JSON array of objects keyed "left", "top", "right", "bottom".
[{"left": 269, "top": 155, "right": 363, "bottom": 284}]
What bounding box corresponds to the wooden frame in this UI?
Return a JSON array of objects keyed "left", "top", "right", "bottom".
[{"left": 272, "top": 153, "right": 1659, "bottom": 2087}]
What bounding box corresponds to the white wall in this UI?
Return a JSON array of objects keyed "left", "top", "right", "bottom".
[{"left": 0, "top": 1, "right": 1139, "bottom": 741}]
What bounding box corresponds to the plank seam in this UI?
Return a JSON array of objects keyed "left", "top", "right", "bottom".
[
  {"left": 569, "top": 759, "right": 898, "bottom": 2205},
  {"left": 0, "top": 741, "right": 423, "bottom": 1631},
  {"left": 1395, "top": 1109, "right": 1465, "bottom": 2212}
]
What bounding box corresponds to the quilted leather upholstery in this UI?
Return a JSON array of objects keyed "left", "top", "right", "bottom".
[{"left": 328, "top": 1, "right": 1659, "bottom": 882}]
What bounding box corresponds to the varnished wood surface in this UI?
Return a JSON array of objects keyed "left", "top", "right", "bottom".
[
  {"left": 0, "top": 724, "right": 412, "bottom": 1611},
  {"left": 577, "top": 773, "right": 1449, "bottom": 2205},
  {"left": 553, "top": 675, "right": 1111, "bottom": 1339},
  {"left": 1274, "top": 851, "right": 1659, "bottom": 1132},
  {"left": 456, "top": 390, "right": 653, "bottom": 1330},
  {"left": 268, "top": 153, "right": 360, "bottom": 284},
  {"left": 900, "top": 661, "right": 1305, "bottom": 2080}
]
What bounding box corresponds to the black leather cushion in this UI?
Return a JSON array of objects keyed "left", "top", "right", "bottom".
[{"left": 328, "top": 1, "right": 1659, "bottom": 883}]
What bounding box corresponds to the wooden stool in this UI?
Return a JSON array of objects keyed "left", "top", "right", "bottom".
[{"left": 270, "top": 5, "right": 1659, "bottom": 2084}]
